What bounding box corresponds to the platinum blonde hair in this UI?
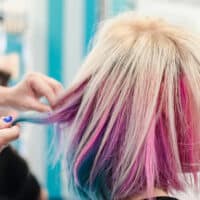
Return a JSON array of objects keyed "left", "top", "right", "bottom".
[{"left": 44, "top": 12, "right": 200, "bottom": 199}]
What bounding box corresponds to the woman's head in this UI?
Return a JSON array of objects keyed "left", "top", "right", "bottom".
[{"left": 38, "top": 12, "right": 200, "bottom": 199}]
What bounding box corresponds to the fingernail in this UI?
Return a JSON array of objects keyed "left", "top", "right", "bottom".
[{"left": 3, "top": 116, "right": 13, "bottom": 123}]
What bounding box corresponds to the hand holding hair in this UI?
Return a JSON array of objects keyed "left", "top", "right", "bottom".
[
  {"left": 0, "top": 116, "right": 19, "bottom": 151},
  {"left": 0, "top": 72, "right": 63, "bottom": 148},
  {"left": 1, "top": 72, "right": 64, "bottom": 112}
]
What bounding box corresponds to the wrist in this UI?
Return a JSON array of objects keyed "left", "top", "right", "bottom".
[{"left": 0, "top": 86, "right": 15, "bottom": 107}]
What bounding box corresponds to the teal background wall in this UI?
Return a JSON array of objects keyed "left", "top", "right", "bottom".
[
  {"left": 112, "top": 0, "right": 136, "bottom": 15},
  {"left": 47, "top": 0, "right": 64, "bottom": 198},
  {"left": 112, "top": 0, "right": 127, "bottom": 14},
  {"left": 84, "top": 0, "right": 99, "bottom": 54},
  {"left": 46, "top": 0, "right": 100, "bottom": 197}
]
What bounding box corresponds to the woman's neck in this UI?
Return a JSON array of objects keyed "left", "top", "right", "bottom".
[{"left": 125, "top": 188, "right": 168, "bottom": 200}]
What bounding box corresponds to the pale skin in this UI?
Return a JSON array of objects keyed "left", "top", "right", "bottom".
[{"left": 0, "top": 72, "right": 63, "bottom": 149}]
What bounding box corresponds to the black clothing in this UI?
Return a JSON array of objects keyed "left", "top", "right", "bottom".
[{"left": 144, "top": 197, "right": 178, "bottom": 200}]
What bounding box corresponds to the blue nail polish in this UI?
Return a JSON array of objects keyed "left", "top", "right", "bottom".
[{"left": 3, "top": 116, "right": 13, "bottom": 123}]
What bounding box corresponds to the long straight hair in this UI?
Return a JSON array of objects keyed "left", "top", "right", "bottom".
[{"left": 29, "top": 12, "right": 200, "bottom": 199}]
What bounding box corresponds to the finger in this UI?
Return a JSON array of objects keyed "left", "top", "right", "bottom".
[
  {"left": 0, "top": 126, "right": 20, "bottom": 147},
  {"left": 41, "top": 75, "right": 64, "bottom": 95},
  {"left": 0, "top": 116, "right": 13, "bottom": 129},
  {"left": 35, "top": 72, "right": 63, "bottom": 91},
  {"left": 30, "top": 77, "right": 56, "bottom": 105},
  {"left": 26, "top": 99, "right": 51, "bottom": 112}
]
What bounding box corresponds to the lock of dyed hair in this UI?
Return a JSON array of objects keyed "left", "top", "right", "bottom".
[{"left": 23, "top": 12, "right": 200, "bottom": 200}]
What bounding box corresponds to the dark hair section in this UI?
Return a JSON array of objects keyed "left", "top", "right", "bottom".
[
  {"left": 0, "top": 71, "right": 11, "bottom": 86},
  {"left": 0, "top": 146, "right": 40, "bottom": 200}
]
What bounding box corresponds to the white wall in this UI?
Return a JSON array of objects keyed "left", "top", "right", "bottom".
[{"left": 137, "top": 0, "right": 200, "bottom": 32}]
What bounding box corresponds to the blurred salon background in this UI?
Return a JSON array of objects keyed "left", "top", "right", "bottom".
[{"left": 0, "top": 0, "right": 200, "bottom": 199}]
